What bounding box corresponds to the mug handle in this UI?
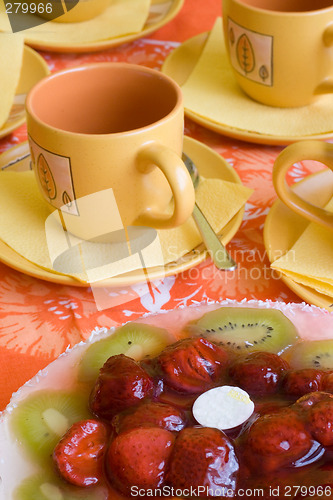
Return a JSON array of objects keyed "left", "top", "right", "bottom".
[
  {"left": 273, "top": 140, "right": 333, "bottom": 231},
  {"left": 136, "top": 142, "right": 195, "bottom": 229}
]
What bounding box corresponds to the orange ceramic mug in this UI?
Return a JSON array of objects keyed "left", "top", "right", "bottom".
[
  {"left": 273, "top": 140, "right": 333, "bottom": 231},
  {"left": 222, "top": 0, "right": 333, "bottom": 107},
  {"left": 25, "top": 63, "right": 195, "bottom": 241}
]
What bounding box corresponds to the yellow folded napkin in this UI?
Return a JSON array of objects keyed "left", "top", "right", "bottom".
[
  {"left": 0, "top": 33, "right": 23, "bottom": 129},
  {"left": 181, "top": 18, "right": 333, "bottom": 138},
  {"left": 0, "top": 0, "right": 151, "bottom": 44},
  {"left": 271, "top": 197, "right": 333, "bottom": 297},
  {"left": 0, "top": 170, "right": 251, "bottom": 283}
]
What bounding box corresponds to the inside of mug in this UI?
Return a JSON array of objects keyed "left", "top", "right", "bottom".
[
  {"left": 28, "top": 65, "right": 179, "bottom": 134},
  {"left": 239, "top": 0, "right": 333, "bottom": 12}
]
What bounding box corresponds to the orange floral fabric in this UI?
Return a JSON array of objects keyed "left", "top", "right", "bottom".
[{"left": 0, "top": 0, "right": 319, "bottom": 411}]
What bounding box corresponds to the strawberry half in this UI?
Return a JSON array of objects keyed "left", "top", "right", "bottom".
[
  {"left": 282, "top": 369, "right": 324, "bottom": 397},
  {"left": 112, "top": 401, "right": 186, "bottom": 433},
  {"left": 157, "top": 337, "right": 230, "bottom": 394},
  {"left": 90, "top": 354, "right": 154, "bottom": 420},
  {"left": 167, "top": 427, "right": 239, "bottom": 496},
  {"left": 228, "top": 351, "right": 289, "bottom": 396},
  {"left": 53, "top": 419, "right": 109, "bottom": 487},
  {"left": 106, "top": 426, "right": 175, "bottom": 495},
  {"left": 308, "top": 399, "right": 333, "bottom": 446},
  {"left": 293, "top": 391, "right": 333, "bottom": 414},
  {"left": 243, "top": 408, "right": 313, "bottom": 474}
]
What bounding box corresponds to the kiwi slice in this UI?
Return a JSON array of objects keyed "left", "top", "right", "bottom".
[
  {"left": 188, "top": 307, "right": 298, "bottom": 355},
  {"left": 14, "top": 472, "right": 108, "bottom": 500},
  {"left": 10, "top": 390, "right": 91, "bottom": 461},
  {"left": 284, "top": 339, "right": 333, "bottom": 370},
  {"left": 78, "top": 322, "right": 172, "bottom": 382}
]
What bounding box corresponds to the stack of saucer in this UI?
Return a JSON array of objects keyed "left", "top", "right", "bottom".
[
  {"left": 271, "top": 195, "right": 333, "bottom": 299},
  {"left": 264, "top": 167, "right": 333, "bottom": 310}
]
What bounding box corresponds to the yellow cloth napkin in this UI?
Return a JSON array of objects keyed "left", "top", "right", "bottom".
[
  {"left": 0, "top": 33, "right": 23, "bottom": 129},
  {"left": 0, "top": 0, "right": 151, "bottom": 44},
  {"left": 181, "top": 18, "right": 333, "bottom": 138},
  {"left": 271, "top": 197, "right": 333, "bottom": 297},
  {"left": 0, "top": 171, "right": 251, "bottom": 283}
]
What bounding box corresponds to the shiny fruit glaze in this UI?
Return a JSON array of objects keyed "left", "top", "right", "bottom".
[{"left": 52, "top": 334, "right": 333, "bottom": 500}]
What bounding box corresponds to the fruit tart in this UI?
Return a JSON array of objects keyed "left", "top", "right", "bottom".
[{"left": 1, "top": 300, "right": 333, "bottom": 499}]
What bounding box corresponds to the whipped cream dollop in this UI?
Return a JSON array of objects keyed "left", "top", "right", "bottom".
[{"left": 192, "top": 386, "right": 255, "bottom": 430}]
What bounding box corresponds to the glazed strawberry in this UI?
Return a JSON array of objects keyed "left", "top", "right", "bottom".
[
  {"left": 293, "top": 391, "right": 333, "bottom": 414},
  {"left": 283, "top": 369, "right": 324, "bottom": 397},
  {"left": 90, "top": 354, "right": 154, "bottom": 420},
  {"left": 53, "top": 419, "right": 109, "bottom": 487},
  {"left": 322, "top": 372, "right": 333, "bottom": 392},
  {"left": 228, "top": 351, "right": 289, "bottom": 396},
  {"left": 167, "top": 427, "right": 239, "bottom": 495},
  {"left": 157, "top": 337, "right": 229, "bottom": 394},
  {"left": 106, "top": 426, "right": 175, "bottom": 495},
  {"left": 112, "top": 401, "right": 186, "bottom": 433},
  {"left": 243, "top": 409, "right": 313, "bottom": 474},
  {"left": 308, "top": 399, "right": 333, "bottom": 446}
]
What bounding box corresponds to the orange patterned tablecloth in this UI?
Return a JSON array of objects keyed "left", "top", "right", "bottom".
[{"left": 0, "top": 0, "right": 320, "bottom": 411}]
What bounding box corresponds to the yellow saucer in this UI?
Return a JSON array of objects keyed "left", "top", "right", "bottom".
[
  {"left": 0, "top": 46, "right": 49, "bottom": 139},
  {"left": 162, "top": 32, "right": 333, "bottom": 146},
  {"left": 264, "top": 169, "right": 333, "bottom": 311},
  {"left": 22, "top": 0, "right": 183, "bottom": 53},
  {"left": 0, "top": 136, "right": 245, "bottom": 287}
]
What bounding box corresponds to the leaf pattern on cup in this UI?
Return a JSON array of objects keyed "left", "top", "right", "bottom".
[
  {"left": 259, "top": 65, "right": 269, "bottom": 82},
  {"left": 236, "top": 34, "right": 255, "bottom": 75},
  {"left": 37, "top": 153, "right": 57, "bottom": 201},
  {"left": 62, "top": 191, "right": 72, "bottom": 208}
]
